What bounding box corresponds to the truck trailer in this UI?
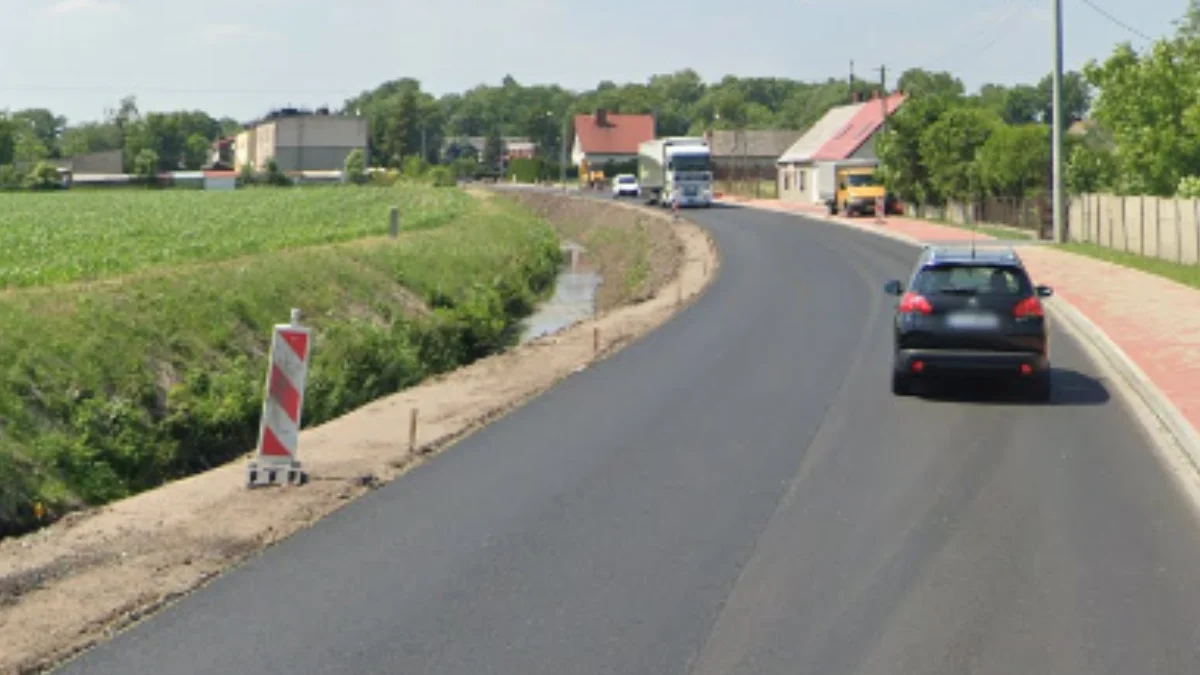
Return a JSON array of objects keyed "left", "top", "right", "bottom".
[{"left": 637, "top": 137, "right": 713, "bottom": 208}]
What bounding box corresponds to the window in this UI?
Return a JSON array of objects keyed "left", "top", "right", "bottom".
[
  {"left": 913, "top": 264, "right": 1032, "bottom": 296},
  {"left": 846, "top": 172, "right": 880, "bottom": 187},
  {"left": 798, "top": 170, "right": 806, "bottom": 191}
]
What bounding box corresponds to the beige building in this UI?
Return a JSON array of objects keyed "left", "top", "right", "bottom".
[{"left": 235, "top": 111, "right": 368, "bottom": 173}]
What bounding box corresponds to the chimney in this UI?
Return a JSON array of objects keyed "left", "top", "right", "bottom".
[{"left": 595, "top": 109, "right": 608, "bottom": 127}]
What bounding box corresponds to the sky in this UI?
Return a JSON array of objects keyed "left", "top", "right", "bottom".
[{"left": 0, "top": 0, "right": 1186, "bottom": 125}]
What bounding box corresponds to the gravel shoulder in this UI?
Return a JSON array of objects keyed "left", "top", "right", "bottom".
[{"left": 0, "top": 191, "right": 719, "bottom": 675}]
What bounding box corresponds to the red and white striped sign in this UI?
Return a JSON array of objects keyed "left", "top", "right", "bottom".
[{"left": 254, "top": 319, "right": 311, "bottom": 465}]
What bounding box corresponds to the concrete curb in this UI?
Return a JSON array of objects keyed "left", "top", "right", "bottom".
[
  {"left": 719, "top": 198, "right": 1200, "bottom": 473},
  {"left": 1046, "top": 297, "right": 1200, "bottom": 474}
]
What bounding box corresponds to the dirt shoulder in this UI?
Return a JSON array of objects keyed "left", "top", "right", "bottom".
[{"left": 0, "top": 190, "right": 719, "bottom": 675}]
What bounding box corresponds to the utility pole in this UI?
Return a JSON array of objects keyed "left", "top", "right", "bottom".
[
  {"left": 850, "top": 60, "right": 856, "bottom": 102},
  {"left": 877, "top": 65, "right": 889, "bottom": 214},
  {"left": 1051, "top": 0, "right": 1065, "bottom": 242}
]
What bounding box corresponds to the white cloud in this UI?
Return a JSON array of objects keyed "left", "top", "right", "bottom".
[{"left": 43, "top": 0, "right": 124, "bottom": 17}]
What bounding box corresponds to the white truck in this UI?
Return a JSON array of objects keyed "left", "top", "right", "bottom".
[{"left": 637, "top": 137, "right": 713, "bottom": 208}]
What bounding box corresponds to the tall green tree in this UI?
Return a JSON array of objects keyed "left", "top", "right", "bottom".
[
  {"left": 1084, "top": 39, "right": 1200, "bottom": 195},
  {"left": 976, "top": 124, "right": 1051, "bottom": 198},
  {"left": 919, "top": 106, "right": 1003, "bottom": 202},
  {"left": 877, "top": 95, "right": 954, "bottom": 205},
  {"left": 896, "top": 68, "right": 965, "bottom": 99},
  {"left": 482, "top": 129, "right": 504, "bottom": 169},
  {"left": 0, "top": 116, "right": 14, "bottom": 166}
]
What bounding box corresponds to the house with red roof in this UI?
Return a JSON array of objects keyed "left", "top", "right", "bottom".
[
  {"left": 776, "top": 91, "right": 906, "bottom": 204},
  {"left": 571, "top": 109, "right": 655, "bottom": 176}
]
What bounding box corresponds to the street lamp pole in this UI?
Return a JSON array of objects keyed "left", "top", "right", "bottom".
[{"left": 1051, "top": 0, "right": 1066, "bottom": 242}]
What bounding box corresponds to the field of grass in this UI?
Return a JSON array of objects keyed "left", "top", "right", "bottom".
[
  {"left": 0, "top": 186, "right": 561, "bottom": 537},
  {"left": 0, "top": 186, "right": 472, "bottom": 288}
]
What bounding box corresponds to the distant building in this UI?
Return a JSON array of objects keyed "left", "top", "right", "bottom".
[
  {"left": 776, "top": 91, "right": 906, "bottom": 204},
  {"left": 571, "top": 110, "right": 655, "bottom": 169},
  {"left": 235, "top": 108, "right": 368, "bottom": 173},
  {"left": 40, "top": 149, "right": 125, "bottom": 175},
  {"left": 704, "top": 129, "right": 804, "bottom": 181},
  {"left": 210, "top": 137, "right": 236, "bottom": 168},
  {"left": 442, "top": 136, "right": 535, "bottom": 163}
]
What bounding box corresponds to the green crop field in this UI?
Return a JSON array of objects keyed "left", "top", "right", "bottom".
[
  {"left": 0, "top": 185, "right": 562, "bottom": 538},
  {"left": 0, "top": 185, "right": 473, "bottom": 288}
]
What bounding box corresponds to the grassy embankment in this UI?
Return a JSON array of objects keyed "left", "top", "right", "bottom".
[{"left": 0, "top": 185, "right": 563, "bottom": 537}]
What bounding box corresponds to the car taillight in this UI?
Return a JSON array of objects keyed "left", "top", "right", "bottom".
[
  {"left": 898, "top": 291, "right": 932, "bottom": 315},
  {"left": 1014, "top": 296, "right": 1043, "bottom": 319}
]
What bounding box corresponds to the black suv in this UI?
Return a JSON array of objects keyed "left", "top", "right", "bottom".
[{"left": 884, "top": 245, "right": 1054, "bottom": 401}]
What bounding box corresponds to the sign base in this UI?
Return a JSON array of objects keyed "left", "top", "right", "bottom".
[{"left": 247, "top": 460, "right": 307, "bottom": 488}]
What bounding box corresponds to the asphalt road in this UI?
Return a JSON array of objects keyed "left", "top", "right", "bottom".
[{"left": 59, "top": 203, "right": 1200, "bottom": 675}]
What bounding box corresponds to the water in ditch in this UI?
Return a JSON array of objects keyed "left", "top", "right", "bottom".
[{"left": 519, "top": 241, "right": 603, "bottom": 343}]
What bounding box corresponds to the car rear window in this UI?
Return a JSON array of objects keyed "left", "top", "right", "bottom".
[
  {"left": 618, "top": 176, "right": 636, "bottom": 184},
  {"left": 912, "top": 263, "right": 1032, "bottom": 296}
]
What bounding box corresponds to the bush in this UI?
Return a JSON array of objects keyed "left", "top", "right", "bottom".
[
  {"left": 1177, "top": 176, "right": 1200, "bottom": 199},
  {"left": 428, "top": 166, "right": 457, "bottom": 187},
  {"left": 0, "top": 164, "right": 22, "bottom": 190},
  {"left": 265, "top": 158, "right": 292, "bottom": 187},
  {"left": 344, "top": 149, "right": 367, "bottom": 185},
  {"left": 23, "top": 162, "right": 64, "bottom": 191}
]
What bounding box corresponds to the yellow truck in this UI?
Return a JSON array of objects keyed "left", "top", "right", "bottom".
[{"left": 820, "top": 161, "right": 897, "bottom": 217}]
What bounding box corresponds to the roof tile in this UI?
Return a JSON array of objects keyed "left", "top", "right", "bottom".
[
  {"left": 810, "top": 93, "right": 906, "bottom": 161},
  {"left": 574, "top": 112, "right": 655, "bottom": 155}
]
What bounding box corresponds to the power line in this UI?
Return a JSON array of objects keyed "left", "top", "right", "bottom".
[
  {"left": 1075, "top": 0, "right": 1155, "bottom": 42},
  {"left": 911, "top": 0, "right": 1031, "bottom": 72}
]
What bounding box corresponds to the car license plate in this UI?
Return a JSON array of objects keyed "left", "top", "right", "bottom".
[{"left": 946, "top": 311, "right": 999, "bottom": 329}]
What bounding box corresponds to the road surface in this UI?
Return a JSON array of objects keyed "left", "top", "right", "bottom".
[{"left": 59, "top": 204, "right": 1200, "bottom": 675}]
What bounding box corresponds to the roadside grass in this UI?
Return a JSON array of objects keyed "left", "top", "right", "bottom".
[
  {"left": 1057, "top": 242, "right": 1200, "bottom": 290},
  {"left": 0, "top": 185, "right": 471, "bottom": 289},
  {"left": 501, "top": 191, "right": 680, "bottom": 309},
  {"left": 0, "top": 189, "right": 562, "bottom": 538}
]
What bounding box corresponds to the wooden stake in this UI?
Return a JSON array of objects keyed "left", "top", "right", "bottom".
[{"left": 409, "top": 408, "right": 419, "bottom": 453}]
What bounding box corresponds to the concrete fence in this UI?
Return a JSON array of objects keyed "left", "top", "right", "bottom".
[{"left": 1069, "top": 194, "right": 1200, "bottom": 265}]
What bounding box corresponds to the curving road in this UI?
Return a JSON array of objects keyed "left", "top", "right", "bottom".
[{"left": 59, "top": 204, "right": 1200, "bottom": 675}]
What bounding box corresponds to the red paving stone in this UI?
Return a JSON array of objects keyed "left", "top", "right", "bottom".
[{"left": 723, "top": 197, "right": 1200, "bottom": 438}]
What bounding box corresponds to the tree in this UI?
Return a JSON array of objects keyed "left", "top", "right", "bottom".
[
  {"left": 482, "top": 129, "right": 504, "bottom": 169},
  {"left": 877, "top": 95, "right": 954, "bottom": 205},
  {"left": 975, "top": 124, "right": 1051, "bottom": 198},
  {"left": 919, "top": 106, "right": 1002, "bottom": 202},
  {"left": 1000, "top": 85, "right": 1043, "bottom": 125},
  {"left": 1066, "top": 142, "right": 1117, "bottom": 194},
  {"left": 183, "top": 133, "right": 211, "bottom": 169},
  {"left": 896, "top": 68, "right": 965, "bottom": 99},
  {"left": 1036, "top": 71, "right": 1091, "bottom": 126},
  {"left": 11, "top": 118, "right": 50, "bottom": 163},
  {"left": 1084, "top": 37, "right": 1200, "bottom": 195},
  {"left": 60, "top": 122, "right": 123, "bottom": 157},
  {"left": 343, "top": 148, "right": 367, "bottom": 184},
  {"left": 133, "top": 148, "right": 159, "bottom": 184},
  {"left": 11, "top": 109, "right": 65, "bottom": 157},
  {"left": 0, "top": 116, "right": 14, "bottom": 165}
]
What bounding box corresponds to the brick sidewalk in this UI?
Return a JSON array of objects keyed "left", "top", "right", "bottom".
[{"left": 722, "top": 196, "right": 1200, "bottom": 438}]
